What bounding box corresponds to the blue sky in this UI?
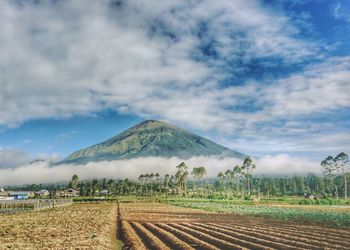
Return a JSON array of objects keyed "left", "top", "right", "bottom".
[{"left": 0, "top": 0, "right": 349, "bottom": 167}]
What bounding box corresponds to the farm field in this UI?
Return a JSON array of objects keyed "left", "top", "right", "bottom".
[
  {"left": 164, "top": 199, "right": 350, "bottom": 227},
  {"left": 120, "top": 202, "right": 350, "bottom": 250},
  {"left": 0, "top": 203, "right": 117, "bottom": 249}
]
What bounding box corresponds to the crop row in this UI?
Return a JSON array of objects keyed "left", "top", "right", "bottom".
[
  {"left": 165, "top": 201, "right": 350, "bottom": 227},
  {"left": 121, "top": 220, "right": 350, "bottom": 249}
]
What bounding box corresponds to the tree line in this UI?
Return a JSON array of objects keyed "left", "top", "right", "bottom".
[{"left": 6, "top": 153, "right": 349, "bottom": 199}]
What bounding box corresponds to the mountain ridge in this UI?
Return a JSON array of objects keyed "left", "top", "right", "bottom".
[{"left": 58, "top": 120, "right": 246, "bottom": 164}]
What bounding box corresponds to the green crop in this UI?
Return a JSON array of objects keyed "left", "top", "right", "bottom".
[{"left": 164, "top": 200, "right": 350, "bottom": 227}]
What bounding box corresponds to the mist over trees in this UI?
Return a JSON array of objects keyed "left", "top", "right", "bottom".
[{"left": 5, "top": 154, "right": 349, "bottom": 200}]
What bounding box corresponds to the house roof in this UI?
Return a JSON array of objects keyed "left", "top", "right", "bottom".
[
  {"left": 9, "top": 191, "right": 30, "bottom": 196},
  {"left": 37, "top": 189, "right": 49, "bottom": 193}
]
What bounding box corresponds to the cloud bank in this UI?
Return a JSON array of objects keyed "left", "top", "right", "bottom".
[
  {"left": 0, "top": 0, "right": 349, "bottom": 158},
  {"left": 0, "top": 155, "right": 320, "bottom": 185},
  {"left": 1, "top": 1, "right": 348, "bottom": 131},
  {"left": 0, "top": 149, "right": 31, "bottom": 169}
]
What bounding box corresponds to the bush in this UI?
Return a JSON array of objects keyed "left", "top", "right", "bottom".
[{"left": 244, "top": 195, "right": 251, "bottom": 200}]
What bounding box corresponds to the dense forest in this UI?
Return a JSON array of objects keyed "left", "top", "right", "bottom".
[{"left": 6, "top": 152, "right": 349, "bottom": 200}]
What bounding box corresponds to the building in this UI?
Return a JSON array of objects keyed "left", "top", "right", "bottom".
[
  {"left": 100, "top": 189, "right": 109, "bottom": 195},
  {"left": 9, "top": 191, "right": 30, "bottom": 200},
  {"left": 60, "top": 188, "right": 79, "bottom": 197},
  {"left": 304, "top": 193, "right": 318, "bottom": 200},
  {"left": 0, "top": 190, "right": 12, "bottom": 200},
  {"left": 36, "top": 189, "right": 50, "bottom": 197}
]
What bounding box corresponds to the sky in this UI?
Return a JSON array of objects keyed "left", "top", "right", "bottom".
[{"left": 0, "top": 0, "right": 350, "bottom": 177}]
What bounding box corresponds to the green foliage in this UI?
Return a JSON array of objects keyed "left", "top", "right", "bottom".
[{"left": 164, "top": 200, "right": 350, "bottom": 227}]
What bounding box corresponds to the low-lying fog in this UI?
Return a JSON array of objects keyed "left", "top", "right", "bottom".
[{"left": 0, "top": 155, "right": 320, "bottom": 185}]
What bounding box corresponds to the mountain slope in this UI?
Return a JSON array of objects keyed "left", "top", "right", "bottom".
[{"left": 59, "top": 120, "right": 246, "bottom": 164}]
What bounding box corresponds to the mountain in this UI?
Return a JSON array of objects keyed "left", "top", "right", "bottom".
[{"left": 59, "top": 120, "right": 246, "bottom": 164}]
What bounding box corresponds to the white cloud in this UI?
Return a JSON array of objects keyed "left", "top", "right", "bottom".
[
  {"left": 218, "top": 132, "right": 350, "bottom": 158},
  {"left": 0, "top": 0, "right": 319, "bottom": 127},
  {"left": 0, "top": 155, "right": 320, "bottom": 185},
  {"left": 255, "top": 154, "right": 319, "bottom": 175},
  {"left": 0, "top": 149, "right": 31, "bottom": 169},
  {"left": 0, "top": 0, "right": 349, "bottom": 156},
  {"left": 333, "top": 2, "right": 350, "bottom": 23}
]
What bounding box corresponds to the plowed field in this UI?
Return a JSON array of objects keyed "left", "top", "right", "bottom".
[
  {"left": 0, "top": 203, "right": 117, "bottom": 249},
  {"left": 120, "top": 203, "right": 350, "bottom": 250}
]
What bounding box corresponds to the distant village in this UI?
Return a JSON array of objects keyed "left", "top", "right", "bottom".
[
  {"left": 0, "top": 187, "right": 79, "bottom": 200},
  {"left": 0, "top": 174, "right": 111, "bottom": 201}
]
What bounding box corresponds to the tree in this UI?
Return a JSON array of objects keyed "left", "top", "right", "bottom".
[
  {"left": 69, "top": 174, "right": 79, "bottom": 189},
  {"left": 217, "top": 172, "right": 225, "bottom": 190},
  {"left": 92, "top": 178, "right": 99, "bottom": 196},
  {"left": 261, "top": 177, "right": 274, "bottom": 197},
  {"left": 175, "top": 162, "right": 189, "bottom": 195},
  {"left": 107, "top": 179, "right": 115, "bottom": 194},
  {"left": 191, "top": 167, "right": 199, "bottom": 190},
  {"left": 197, "top": 166, "right": 207, "bottom": 185},
  {"left": 182, "top": 171, "right": 189, "bottom": 195},
  {"left": 233, "top": 165, "right": 242, "bottom": 195},
  {"left": 191, "top": 166, "right": 207, "bottom": 194},
  {"left": 144, "top": 173, "right": 150, "bottom": 193},
  {"left": 291, "top": 178, "right": 297, "bottom": 195},
  {"left": 163, "top": 174, "right": 170, "bottom": 192},
  {"left": 279, "top": 178, "right": 287, "bottom": 196},
  {"left": 241, "top": 157, "right": 256, "bottom": 196},
  {"left": 150, "top": 173, "right": 155, "bottom": 194},
  {"left": 334, "top": 152, "right": 350, "bottom": 199},
  {"left": 321, "top": 156, "right": 338, "bottom": 198},
  {"left": 139, "top": 174, "right": 145, "bottom": 193},
  {"left": 155, "top": 173, "right": 161, "bottom": 192},
  {"left": 102, "top": 178, "right": 107, "bottom": 190},
  {"left": 224, "top": 169, "right": 234, "bottom": 196}
]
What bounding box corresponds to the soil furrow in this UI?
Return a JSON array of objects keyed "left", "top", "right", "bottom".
[
  {"left": 169, "top": 223, "right": 247, "bottom": 250},
  {"left": 269, "top": 225, "right": 350, "bottom": 247},
  {"left": 182, "top": 222, "right": 273, "bottom": 250},
  {"left": 281, "top": 225, "right": 350, "bottom": 238},
  {"left": 199, "top": 223, "right": 305, "bottom": 250},
  {"left": 130, "top": 221, "right": 171, "bottom": 250},
  {"left": 143, "top": 223, "right": 194, "bottom": 250},
  {"left": 213, "top": 223, "right": 322, "bottom": 249},
  {"left": 156, "top": 223, "right": 219, "bottom": 250},
  {"left": 121, "top": 220, "right": 147, "bottom": 250},
  {"left": 220, "top": 223, "right": 346, "bottom": 250}
]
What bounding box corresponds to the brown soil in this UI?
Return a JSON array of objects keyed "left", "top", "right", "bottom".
[
  {"left": 120, "top": 203, "right": 350, "bottom": 250},
  {"left": 0, "top": 203, "right": 117, "bottom": 249}
]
